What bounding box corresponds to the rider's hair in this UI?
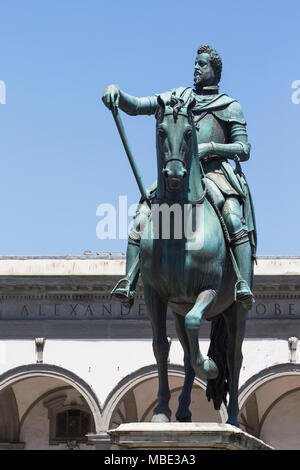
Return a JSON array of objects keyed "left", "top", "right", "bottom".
[{"left": 197, "top": 45, "right": 222, "bottom": 83}]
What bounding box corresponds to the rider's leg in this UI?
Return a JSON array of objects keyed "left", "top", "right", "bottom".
[
  {"left": 110, "top": 237, "right": 140, "bottom": 308},
  {"left": 203, "top": 180, "right": 253, "bottom": 306},
  {"left": 204, "top": 177, "right": 225, "bottom": 211},
  {"left": 111, "top": 199, "right": 150, "bottom": 308},
  {"left": 222, "top": 197, "right": 254, "bottom": 306}
]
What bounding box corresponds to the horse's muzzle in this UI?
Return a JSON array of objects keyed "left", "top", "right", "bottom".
[
  {"left": 163, "top": 163, "right": 186, "bottom": 191},
  {"left": 168, "top": 177, "right": 183, "bottom": 191}
]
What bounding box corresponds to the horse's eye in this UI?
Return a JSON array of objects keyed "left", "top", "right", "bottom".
[
  {"left": 158, "top": 128, "right": 167, "bottom": 138},
  {"left": 184, "top": 129, "right": 192, "bottom": 140}
]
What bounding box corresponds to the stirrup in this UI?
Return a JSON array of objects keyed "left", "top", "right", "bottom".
[
  {"left": 110, "top": 277, "right": 135, "bottom": 309},
  {"left": 234, "top": 279, "right": 254, "bottom": 308}
]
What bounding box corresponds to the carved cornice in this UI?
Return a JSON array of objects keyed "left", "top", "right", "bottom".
[
  {"left": 0, "top": 276, "right": 299, "bottom": 298},
  {"left": 0, "top": 278, "right": 117, "bottom": 295}
]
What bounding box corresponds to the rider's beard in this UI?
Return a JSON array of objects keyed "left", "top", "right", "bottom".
[{"left": 194, "top": 72, "right": 203, "bottom": 89}]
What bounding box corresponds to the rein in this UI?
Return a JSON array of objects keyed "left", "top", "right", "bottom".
[
  {"left": 188, "top": 186, "right": 207, "bottom": 204},
  {"left": 190, "top": 156, "right": 207, "bottom": 204}
]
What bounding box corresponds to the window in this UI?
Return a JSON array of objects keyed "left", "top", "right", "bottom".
[
  {"left": 56, "top": 409, "right": 91, "bottom": 441},
  {"left": 43, "top": 393, "right": 95, "bottom": 446}
]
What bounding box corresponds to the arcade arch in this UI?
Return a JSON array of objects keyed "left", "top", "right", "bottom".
[
  {"left": 239, "top": 364, "right": 300, "bottom": 450},
  {"left": 0, "top": 364, "right": 102, "bottom": 450},
  {"left": 102, "top": 364, "right": 227, "bottom": 429}
]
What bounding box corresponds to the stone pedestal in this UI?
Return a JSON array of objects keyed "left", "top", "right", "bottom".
[
  {"left": 87, "top": 432, "right": 111, "bottom": 450},
  {"left": 0, "top": 442, "right": 25, "bottom": 450},
  {"left": 106, "top": 423, "right": 273, "bottom": 450}
]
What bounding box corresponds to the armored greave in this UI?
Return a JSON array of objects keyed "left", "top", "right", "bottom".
[
  {"left": 111, "top": 198, "right": 151, "bottom": 308},
  {"left": 125, "top": 238, "right": 140, "bottom": 286},
  {"left": 222, "top": 198, "right": 254, "bottom": 307},
  {"left": 230, "top": 228, "right": 253, "bottom": 284},
  {"left": 110, "top": 237, "right": 140, "bottom": 308}
]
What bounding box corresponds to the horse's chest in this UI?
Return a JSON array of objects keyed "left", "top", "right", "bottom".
[{"left": 140, "top": 215, "right": 223, "bottom": 300}]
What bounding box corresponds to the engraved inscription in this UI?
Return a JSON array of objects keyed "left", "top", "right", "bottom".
[{"left": 0, "top": 299, "right": 300, "bottom": 321}]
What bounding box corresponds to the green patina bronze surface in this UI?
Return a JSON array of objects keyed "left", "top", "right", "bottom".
[{"left": 102, "top": 45, "right": 257, "bottom": 426}]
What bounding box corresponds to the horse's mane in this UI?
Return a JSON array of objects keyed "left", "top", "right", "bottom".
[
  {"left": 170, "top": 94, "right": 185, "bottom": 121},
  {"left": 155, "top": 92, "right": 194, "bottom": 122}
]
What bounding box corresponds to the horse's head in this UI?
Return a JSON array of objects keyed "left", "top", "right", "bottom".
[{"left": 156, "top": 94, "right": 196, "bottom": 192}]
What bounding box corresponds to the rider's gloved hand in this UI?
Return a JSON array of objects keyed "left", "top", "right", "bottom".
[
  {"left": 102, "top": 84, "right": 120, "bottom": 109},
  {"left": 198, "top": 143, "right": 214, "bottom": 160}
]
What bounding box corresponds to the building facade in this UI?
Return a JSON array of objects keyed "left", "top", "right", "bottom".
[{"left": 1, "top": 255, "right": 300, "bottom": 450}]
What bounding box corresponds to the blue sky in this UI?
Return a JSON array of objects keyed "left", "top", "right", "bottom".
[{"left": 0, "top": 0, "right": 299, "bottom": 255}]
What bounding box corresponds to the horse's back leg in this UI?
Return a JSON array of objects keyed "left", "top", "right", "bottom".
[
  {"left": 173, "top": 312, "right": 195, "bottom": 422},
  {"left": 185, "top": 289, "right": 219, "bottom": 380},
  {"left": 223, "top": 302, "right": 247, "bottom": 427},
  {"left": 143, "top": 283, "right": 171, "bottom": 422}
]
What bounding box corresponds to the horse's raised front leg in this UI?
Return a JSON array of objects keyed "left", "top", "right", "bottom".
[
  {"left": 185, "top": 289, "right": 219, "bottom": 380},
  {"left": 173, "top": 312, "right": 195, "bottom": 422},
  {"left": 143, "top": 283, "right": 171, "bottom": 423},
  {"left": 223, "top": 302, "right": 247, "bottom": 427}
]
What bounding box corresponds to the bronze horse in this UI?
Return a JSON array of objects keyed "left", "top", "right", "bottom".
[{"left": 139, "top": 96, "right": 253, "bottom": 426}]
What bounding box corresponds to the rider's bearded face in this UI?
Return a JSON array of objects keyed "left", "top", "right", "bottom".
[{"left": 194, "top": 53, "right": 216, "bottom": 89}]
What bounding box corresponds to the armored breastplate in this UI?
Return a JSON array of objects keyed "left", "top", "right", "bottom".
[
  {"left": 194, "top": 112, "right": 230, "bottom": 175},
  {"left": 194, "top": 112, "right": 228, "bottom": 145}
]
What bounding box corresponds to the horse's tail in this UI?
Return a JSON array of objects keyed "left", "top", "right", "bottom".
[{"left": 206, "top": 314, "right": 229, "bottom": 410}]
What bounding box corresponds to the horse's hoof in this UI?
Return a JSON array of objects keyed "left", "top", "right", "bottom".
[
  {"left": 151, "top": 413, "right": 171, "bottom": 423},
  {"left": 226, "top": 417, "right": 240, "bottom": 428},
  {"left": 176, "top": 416, "right": 192, "bottom": 423},
  {"left": 194, "top": 358, "right": 218, "bottom": 380}
]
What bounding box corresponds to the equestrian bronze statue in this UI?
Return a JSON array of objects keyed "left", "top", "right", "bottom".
[{"left": 102, "top": 45, "right": 257, "bottom": 427}]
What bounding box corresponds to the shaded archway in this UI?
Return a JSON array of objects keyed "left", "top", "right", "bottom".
[
  {"left": 102, "top": 364, "right": 227, "bottom": 429},
  {"left": 0, "top": 387, "right": 23, "bottom": 449},
  {"left": 238, "top": 363, "right": 300, "bottom": 449},
  {"left": 0, "top": 364, "right": 102, "bottom": 433}
]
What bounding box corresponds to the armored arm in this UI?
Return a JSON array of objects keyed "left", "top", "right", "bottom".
[
  {"left": 209, "top": 123, "right": 251, "bottom": 162},
  {"left": 119, "top": 90, "right": 158, "bottom": 116},
  {"left": 102, "top": 84, "right": 157, "bottom": 116}
]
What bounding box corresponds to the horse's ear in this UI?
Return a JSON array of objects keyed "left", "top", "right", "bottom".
[
  {"left": 157, "top": 95, "right": 165, "bottom": 110},
  {"left": 187, "top": 97, "right": 196, "bottom": 113}
]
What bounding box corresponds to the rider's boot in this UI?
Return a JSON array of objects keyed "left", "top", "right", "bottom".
[
  {"left": 110, "top": 238, "right": 140, "bottom": 309},
  {"left": 230, "top": 229, "right": 254, "bottom": 308},
  {"left": 111, "top": 196, "right": 151, "bottom": 308},
  {"left": 222, "top": 198, "right": 254, "bottom": 308}
]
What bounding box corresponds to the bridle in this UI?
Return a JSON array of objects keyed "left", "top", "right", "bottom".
[
  {"left": 158, "top": 109, "right": 207, "bottom": 204},
  {"left": 163, "top": 156, "right": 187, "bottom": 168},
  {"left": 159, "top": 110, "right": 191, "bottom": 168}
]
